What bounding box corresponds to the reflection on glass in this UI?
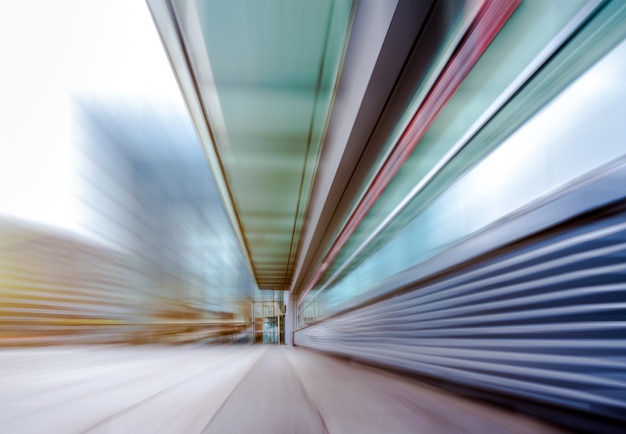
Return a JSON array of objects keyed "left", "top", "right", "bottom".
[{"left": 299, "top": 0, "right": 626, "bottom": 325}]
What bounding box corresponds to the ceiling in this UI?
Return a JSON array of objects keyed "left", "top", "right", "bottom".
[{"left": 147, "top": 0, "right": 433, "bottom": 291}]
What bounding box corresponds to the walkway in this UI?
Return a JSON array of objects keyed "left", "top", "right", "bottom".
[{"left": 0, "top": 345, "right": 566, "bottom": 433}]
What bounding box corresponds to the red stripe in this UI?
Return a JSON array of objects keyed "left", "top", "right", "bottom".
[{"left": 302, "top": 0, "right": 521, "bottom": 300}]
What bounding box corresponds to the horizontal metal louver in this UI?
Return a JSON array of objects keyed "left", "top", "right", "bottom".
[{"left": 295, "top": 201, "right": 626, "bottom": 424}]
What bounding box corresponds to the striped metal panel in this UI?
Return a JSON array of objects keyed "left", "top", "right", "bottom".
[{"left": 295, "top": 199, "right": 626, "bottom": 423}]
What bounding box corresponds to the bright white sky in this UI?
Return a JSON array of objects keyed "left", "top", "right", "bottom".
[{"left": 0, "top": 0, "right": 184, "bottom": 231}]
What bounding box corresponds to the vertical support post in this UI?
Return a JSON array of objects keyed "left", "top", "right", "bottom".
[
  {"left": 284, "top": 290, "right": 294, "bottom": 346},
  {"left": 277, "top": 304, "right": 280, "bottom": 345},
  {"left": 251, "top": 282, "right": 255, "bottom": 344}
]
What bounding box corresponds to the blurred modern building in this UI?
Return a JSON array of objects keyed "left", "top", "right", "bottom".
[
  {"left": 0, "top": 101, "right": 258, "bottom": 343},
  {"left": 76, "top": 102, "right": 253, "bottom": 315},
  {"left": 0, "top": 216, "right": 137, "bottom": 343}
]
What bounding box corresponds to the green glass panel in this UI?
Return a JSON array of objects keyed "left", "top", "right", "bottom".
[{"left": 195, "top": 0, "right": 353, "bottom": 288}]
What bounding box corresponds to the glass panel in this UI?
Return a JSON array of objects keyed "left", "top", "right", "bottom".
[
  {"left": 252, "top": 289, "right": 284, "bottom": 343},
  {"left": 299, "top": 0, "right": 626, "bottom": 324},
  {"left": 317, "top": 0, "right": 592, "bottom": 291},
  {"left": 192, "top": 0, "right": 354, "bottom": 287}
]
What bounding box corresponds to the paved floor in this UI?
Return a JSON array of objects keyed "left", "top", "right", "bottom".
[{"left": 0, "top": 345, "right": 566, "bottom": 433}]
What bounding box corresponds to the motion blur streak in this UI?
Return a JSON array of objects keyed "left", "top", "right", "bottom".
[{"left": 1, "top": 0, "right": 626, "bottom": 432}]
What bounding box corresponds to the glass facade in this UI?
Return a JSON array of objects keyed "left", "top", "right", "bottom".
[
  {"left": 298, "top": 0, "right": 626, "bottom": 325},
  {"left": 252, "top": 289, "right": 285, "bottom": 343}
]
